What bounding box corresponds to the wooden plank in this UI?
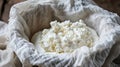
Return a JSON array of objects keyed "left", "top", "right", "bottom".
[
  {"left": 1, "top": 0, "right": 25, "bottom": 22},
  {"left": 0, "top": 0, "right": 3, "bottom": 19}
]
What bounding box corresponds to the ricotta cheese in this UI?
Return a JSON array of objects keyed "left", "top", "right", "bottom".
[{"left": 32, "top": 20, "right": 98, "bottom": 53}]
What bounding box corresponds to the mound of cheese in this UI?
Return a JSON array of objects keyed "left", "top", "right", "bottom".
[{"left": 32, "top": 20, "right": 98, "bottom": 53}]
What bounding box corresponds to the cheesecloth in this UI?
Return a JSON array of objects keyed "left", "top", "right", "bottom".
[
  {"left": 0, "top": 21, "right": 22, "bottom": 67},
  {"left": 8, "top": 0, "right": 120, "bottom": 67}
]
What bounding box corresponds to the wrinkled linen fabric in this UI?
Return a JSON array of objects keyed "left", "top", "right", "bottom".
[
  {"left": 0, "top": 21, "right": 7, "bottom": 50},
  {"left": 8, "top": 0, "right": 120, "bottom": 67},
  {"left": 0, "top": 21, "right": 22, "bottom": 67}
]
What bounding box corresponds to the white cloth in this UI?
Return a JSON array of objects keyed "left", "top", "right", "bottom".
[
  {"left": 0, "top": 21, "right": 22, "bottom": 67},
  {"left": 8, "top": 0, "right": 120, "bottom": 67}
]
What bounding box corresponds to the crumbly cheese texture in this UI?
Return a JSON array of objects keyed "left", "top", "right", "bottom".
[{"left": 32, "top": 20, "right": 98, "bottom": 53}]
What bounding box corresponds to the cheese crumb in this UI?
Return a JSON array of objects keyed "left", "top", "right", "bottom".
[{"left": 32, "top": 20, "right": 98, "bottom": 53}]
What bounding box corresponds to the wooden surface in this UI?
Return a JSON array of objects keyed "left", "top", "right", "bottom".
[
  {"left": 93, "top": 0, "right": 120, "bottom": 15},
  {"left": 0, "top": 0, "right": 3, "bottom": 19},
  {"left": 0, "top": 0, "right": 25, "bottom": 22}
]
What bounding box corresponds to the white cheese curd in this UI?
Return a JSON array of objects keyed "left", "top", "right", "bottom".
[{"left": 32, "top": 20, "right": 98, "bottom": 53}]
